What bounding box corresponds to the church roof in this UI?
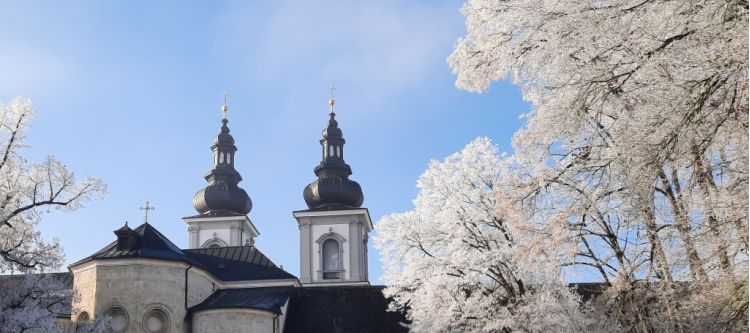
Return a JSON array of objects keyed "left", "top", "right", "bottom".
[
  {"left": 283, "top": 286, "right": 409, "bottom": 333},
  {"left": 70, "top": 223, "right": 194, "bottom": 267},
  {"left": 189, "top": 286, "right": 293, "bottom": 315},
  {"left": 70, "top": 223, "right": 295, "bottom": 282},
  {"left": 184, "top": 246, "right": 296, "bottom": 282}
]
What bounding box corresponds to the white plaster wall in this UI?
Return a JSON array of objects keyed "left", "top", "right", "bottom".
[
  {"left": 72, "top": 264, "right": 97, "bottom": 323},
  {"left": 92, "top": 262, "right": 187, "bottom": 332},
  {"left": 311, "top": 222, "right": 350, "bottom": 281},
  {"left": 187, "top": 269, "right": 215, "bottom": 307},
  {"left": 198, "top": 229, "right": 231, "bottom": 246},
  {"left": 192, "top": 309, "right": 275, "bottom": 333},
  {"left": 241, "top": 230, "right": 253, "bottom": 245},
  {"left": 277, "top": 299, "right": 289, "bottom": 333}
]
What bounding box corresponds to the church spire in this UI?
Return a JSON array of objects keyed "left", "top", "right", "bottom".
[
  {"left": 191, "top": 94, "right": 252, "bottom": 216},
  {"left": 302, "top": 91, "right": 364, "bottom": 210}
]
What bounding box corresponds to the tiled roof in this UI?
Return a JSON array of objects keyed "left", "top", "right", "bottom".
[
  {"left": 569, "top": 282, "right": 606, "bottom": 302},
  {"left": 69, "top": 223, "right": 195, "bottom": 267},
  {"left": 189, "top": 286, "right": 293, "bottom": 315},
  {"left": 0, "top": 273, "right": 74, "bottom": 316},
  {"left": 184, "top": 246, "right": 297, "bottom": 282},
  {"left": 283, "top": 285, "right": 409, "bottom": 333},
  {"left": 70, "top": 223, "right": 295, "bottom": 282}
]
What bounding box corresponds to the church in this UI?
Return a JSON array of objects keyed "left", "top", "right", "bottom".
[{"left": 63, "top": 96, "right": 407, "bottom": 332}]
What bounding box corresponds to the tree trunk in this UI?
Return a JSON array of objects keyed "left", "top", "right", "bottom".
[
  {"left": 694, "top": 149, "right": 733, "bottom": 276},
  {"left": 658, "top": 169, "right": 708, "bottom": 281}
]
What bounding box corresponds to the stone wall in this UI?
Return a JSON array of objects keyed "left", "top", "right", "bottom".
[
  {"left": 192, "top": 308, "right": 276, "bottom": 333},
  {"left": 186, "top": 269, "right": 215, "bottom": 308},
  {"left": 72, "top": 260, "right": 194, "bottom": 332},
  {"left": 72, "top": 264, "right": 97, "bottom": 321}
]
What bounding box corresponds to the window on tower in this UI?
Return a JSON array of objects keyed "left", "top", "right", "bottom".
[{"left": 322, "top": 239, "right": 342, "bottom": 279}]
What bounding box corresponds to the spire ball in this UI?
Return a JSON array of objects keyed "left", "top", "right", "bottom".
[{"left": 328, "top": 85, "right": 336, "bottom": 114}]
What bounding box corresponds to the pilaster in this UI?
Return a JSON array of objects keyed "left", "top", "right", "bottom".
[{"left": 299, "top": 218, "right": 313, "bottom": 284}]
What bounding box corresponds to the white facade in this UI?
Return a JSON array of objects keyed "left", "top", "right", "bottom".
[
  {"left": 293, "top": 208, "right": 373, "bottom": 286},
  {"left": 183, "top": 215, "right": 259, "bottom": 249}
]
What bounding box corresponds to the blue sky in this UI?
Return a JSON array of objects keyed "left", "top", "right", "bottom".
[{"left": 0, "top": 1, "right": 530, "bottom": 284}]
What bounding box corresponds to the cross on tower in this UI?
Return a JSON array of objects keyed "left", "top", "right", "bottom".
[
  {"left": 140, "top": 201, "right": 155, "bottom": 224},
  {"left": 328, "top": 85, "right": 336, "bottom": 114},
  {"left": 221, "top": 91, "right": 230, "bottom": 119}
]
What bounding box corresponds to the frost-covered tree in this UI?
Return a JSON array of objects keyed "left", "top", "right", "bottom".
[
  {"left": 0, "top": 97, "right": 107, "bottom": 332},
  {"left": 447, "top": 0, "right": 748, "bottom": 331},
  {"left": 375, "top": 138, "right": 601, "bottom": 333}
]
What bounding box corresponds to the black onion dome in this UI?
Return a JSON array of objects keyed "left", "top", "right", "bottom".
[
  {"left": 303, "top": 103, "right": 364, "bottom": 210},
  {"left": 192, "top": 115, "right": 252, "bottom": 215},
  {"left": 213, "top": 120, "right": 235, "bottom": 146}
]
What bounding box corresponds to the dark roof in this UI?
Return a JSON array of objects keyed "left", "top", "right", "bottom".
[
  {"left": 569, "top": 282, "right": 606, "bottom": 302},
  {"left": 189, "top": 286, "right": 293, "bottom": 315},
  {"left": 71, "top": 223, "right": 294, "bottom": 282},
  {"left": 184, "top": 246, "right": 297, "bottom": 282},
  {"left": 0, "top": 272, "right": 73, "bottom": 289},
  {"left": 0, "top": 273, "right": 74, "bottom": 316},
  {"left": 70, "top": 223, "right": 195, "bottom": 267},
  {"left": 283, "top": 286, "right": 408, "bottom": 333}
]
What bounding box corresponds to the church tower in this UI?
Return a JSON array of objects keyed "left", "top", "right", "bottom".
[
  {"left": 293, "top": 94, "right": 373, "bottom": 286},
  {"left": 183, "top": 96, "right": 259, "bottom": 248}
]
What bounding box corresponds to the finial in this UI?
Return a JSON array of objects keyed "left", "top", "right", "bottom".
[
  {"left": 328, "top": 85, "right": 335, "bottom": 114},
  {"left": 139, "top": 201, "right": 155, "bottom": 224},
  {"left": 221, "top": 91, "right": 230, "bottom": 119}
]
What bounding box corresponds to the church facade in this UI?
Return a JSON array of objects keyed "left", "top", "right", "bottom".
[{"left": 64, "top": 97, "right": 406, "bottom": 333}]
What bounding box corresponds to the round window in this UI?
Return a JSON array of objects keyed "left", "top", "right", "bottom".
[
  {"left": 143, "top": 308, "right": 170, "bottom": 333},
  {"left": 104, "top": 306, "right": 128, "bottom": 332}
]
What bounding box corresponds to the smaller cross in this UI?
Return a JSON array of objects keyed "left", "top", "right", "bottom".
[
  {"left": 140, "top": 201, "right": 155, "bottom": 224},
  {"left": 328, "top": 85, "right": 335, "bottom": 99},
  {"left": 221, "top": 91, "right": 230, "bottom": 119}
]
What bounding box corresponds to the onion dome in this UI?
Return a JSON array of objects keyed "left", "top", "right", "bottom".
[
  {"left": 192, "top": 100, "right": 252, "bottom": 215},
  {"left": 303, "top": 96, "right": 364, "bottom": 209}
]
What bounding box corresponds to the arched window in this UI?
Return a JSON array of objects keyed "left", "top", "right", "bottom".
[
  {"left": 200, "top": 237, "right": 228, "bottom": 249},
  {"left": 316, "top": 231, "right": 346, "bottom": 280},
  {"left": 322, "top": 239, "right": 341, "bottom": 279},
  {"left": 76, "top": 311, "right": 90, "bottom": 322}
]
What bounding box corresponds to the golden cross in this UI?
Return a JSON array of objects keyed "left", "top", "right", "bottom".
[
  {"left": 328, "top": 85, "right": 336, "bottom": 114},
  {"left": 139, "top": 201, "right": 155, "bottom": 224},
  {"left": 221, "top": 91, "right": 230, "bottom": 119}
]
